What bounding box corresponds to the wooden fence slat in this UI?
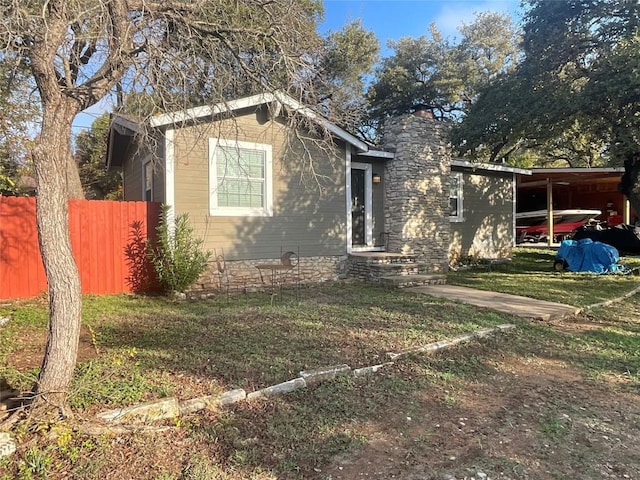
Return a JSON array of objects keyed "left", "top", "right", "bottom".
[{"left": 0, "top": 198, "right": 160, "bottom": 300}]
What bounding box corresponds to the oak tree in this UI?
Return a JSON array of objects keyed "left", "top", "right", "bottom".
[
  {"left": 454, "top": 0, "right": 640, "bottom": 212},
  {"left": 367, "top": 12, "right": 519, "bottom": 124},
  {"left": 0, "top": 0, "right": 323, "bottom": 416}
]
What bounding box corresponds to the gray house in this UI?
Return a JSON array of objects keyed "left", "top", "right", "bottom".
[{"left": 108, "top": 92, "right": 529, "bottom": 290}]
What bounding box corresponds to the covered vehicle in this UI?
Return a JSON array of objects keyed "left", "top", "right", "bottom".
[
  {"left": 572, "top": 224, "right": 640, "bottom": 254},
  {"left": 554, "top": 238, "right": 622, "bottom": 273}
]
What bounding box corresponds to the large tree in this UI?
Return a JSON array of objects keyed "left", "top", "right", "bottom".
[
  {"left": 0, "top": 0, "right": 323, "bottom": 417},
  {"left": 0, "top": 55, "right": 38, "bottom": 195},
  {"left": 367, "top": 12, "right": 519, "bottom": 124},
  {"left": 314, "top": 20, "right": 379, "bottom": 138},
  {"left": 75, "top": 114, "right": 122, "bottom": 200},
  {"left": 454, "top": 0, "right": 640, "bottom": 212}
]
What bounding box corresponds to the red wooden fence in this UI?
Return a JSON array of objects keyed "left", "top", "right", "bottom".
[{"left": 0, "top": 197, "right": 161, "bottom": 300}]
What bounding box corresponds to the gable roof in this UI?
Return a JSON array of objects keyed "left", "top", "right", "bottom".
[
  {"left": 110, "top": 91, "right": 371, "bottom": 153},
  {"left": 108, "top": 92, "right": 531, "bottom": 175}
]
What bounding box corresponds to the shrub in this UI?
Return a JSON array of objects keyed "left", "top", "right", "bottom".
[{"left": 148, "top": 205, "right": 211, "bottom": 294}]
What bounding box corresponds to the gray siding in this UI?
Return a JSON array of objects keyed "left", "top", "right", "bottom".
[
  {"left": 172, "top": 110, "right": 347, "bottom": 260},
  {"left": 122, "top": 138, "right": 165, "bottom": 203},
  {"left": 450, "top": 169, "right": 514, "bottom": 259}
]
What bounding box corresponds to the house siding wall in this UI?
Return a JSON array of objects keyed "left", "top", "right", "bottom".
[
  {"left": 450, "top": 169, "right": 514, "bottom": 260},
  {"left": 171, "top": 108, "right": 347, "bottom": 261},
  {"left": 122, "top": 138, "right": 165, "bottom": 203}
]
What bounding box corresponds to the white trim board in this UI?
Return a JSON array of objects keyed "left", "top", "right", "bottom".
[
  {"left": 149, "top": 91, "right": 370, "bottom": 153},
  {"left": 350, "top": 162, "right": 374, "bottom": 247},
  {"left": 452, "top": 159, "right": 531, "bottom": 176}
]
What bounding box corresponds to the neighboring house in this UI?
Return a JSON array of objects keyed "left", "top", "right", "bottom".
[{"left": 107, "top": 92, "right": 529, "bottom": 290}]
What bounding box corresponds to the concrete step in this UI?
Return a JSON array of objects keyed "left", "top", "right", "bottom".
[
  {"left": 380, "top": 274, "right": 447, "bottom": 288},
  {"left": 367, "top": 263, "right": 420, "bottom": 275},
  {"left": 348, "top": 252, "right": 417, "bottom": 265}
]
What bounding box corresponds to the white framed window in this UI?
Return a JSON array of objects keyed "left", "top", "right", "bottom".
[
  {"left": 143, "top": 160, "right": 153, "bottom": 201},
  {"left": 209, "top": 138, "right": 273, "bottom": 216},
  {"left": 449, "top": 171, "right": 464, "bottom": 222}
]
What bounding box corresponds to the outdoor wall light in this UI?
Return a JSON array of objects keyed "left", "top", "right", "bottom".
[{"left": 372, "top": 173, "right": 382, "bottom": 184}]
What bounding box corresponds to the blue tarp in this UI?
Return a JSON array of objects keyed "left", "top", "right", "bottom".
[{"left": 556, "top": 239, "right": 621, "bottom": 274}]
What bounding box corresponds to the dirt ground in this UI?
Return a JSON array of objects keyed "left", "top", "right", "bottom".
[
  {"left": 2, "top": 312, "right": 639, "bottom": 480},
  {"left": 321, "top": 332, "right": 640, "bottom": 480},
  {"left": 7, "top": 324, "right": 98, "bottom": 372}
]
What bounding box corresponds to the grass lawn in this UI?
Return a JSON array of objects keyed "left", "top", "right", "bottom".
[
  {"left": 448, "top": 247, "right": 640, "bottom": 307},
  {"left": 1, "top": 249, "right": 640, "bottom": 479}
]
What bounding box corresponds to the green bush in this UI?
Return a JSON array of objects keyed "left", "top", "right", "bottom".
[{"left": 148, "top": 205, "right": 211, "bottom": 294}]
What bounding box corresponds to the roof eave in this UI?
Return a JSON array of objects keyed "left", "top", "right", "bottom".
[{"left": 451, "top": 159, "right": 531, "bottom": 175}]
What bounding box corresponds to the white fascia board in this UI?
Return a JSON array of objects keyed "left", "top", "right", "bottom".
[
  {"left": 528, "top": 167, "right": 625, "bottom": 174},
  {"left": 272, "top": 92, "right": 370, "bottom": 152},
  {"left": 149, "top": 92, "right": 277, "bottom": 128},
  {"left": 451, "top": 159, "right": 531, "bottom": 176},
  {"left": 358, "top": 149, "right": 394, "bottom": 159},
  {"left": 148, "top": 90, "right": 370, "bottom": 153}
]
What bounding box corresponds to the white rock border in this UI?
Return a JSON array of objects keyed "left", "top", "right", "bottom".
[
  {"left": 386, "top": 324, "right": 515, "bottom": 360},
  {"left": 0, "top": 432, "right": 16, "bottom": 459},
  {"left": 581, "top": 284, "right": 640, "bottom": 312},
  {"left": 90, "top": 324, "right": 516, "bottom": 429}
]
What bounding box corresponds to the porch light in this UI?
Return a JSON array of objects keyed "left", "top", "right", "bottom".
[{"left": 372, "top": 173, "right": 382, "bottom": 184}]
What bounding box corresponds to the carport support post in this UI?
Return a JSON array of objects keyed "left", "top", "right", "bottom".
[
  {"left": 547, "top": 178, "right": 554, "bottom": 247},
  {"left": 623, "top": 198, "right": 630, "bottom": 224}
]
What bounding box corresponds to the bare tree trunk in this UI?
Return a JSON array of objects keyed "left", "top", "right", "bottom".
[
  {"left": 32, "top": 99, "right": 82, "bottom": 415},
  {"left": 66, "top": 156, "right": 85, "bottom": 199}
]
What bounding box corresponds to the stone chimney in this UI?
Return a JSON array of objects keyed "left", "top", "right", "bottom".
[
  {"left": 412, "top": 104, "right": 434, "bottom": 119},
  {"left": 382, "top": 114, "right": 451, "bottom": 273}
]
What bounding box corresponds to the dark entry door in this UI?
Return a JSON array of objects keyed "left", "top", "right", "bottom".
[{"left": 351, "top": 168, "right": 365, "bottom": 245}]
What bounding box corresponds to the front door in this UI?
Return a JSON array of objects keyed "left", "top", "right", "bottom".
[{"left": 351, "top": 168, "right": 366, "bottom": 245}]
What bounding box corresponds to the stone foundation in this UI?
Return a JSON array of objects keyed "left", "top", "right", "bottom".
[{"left": 189, "top": 255, "right": 347, "bottom": 293}]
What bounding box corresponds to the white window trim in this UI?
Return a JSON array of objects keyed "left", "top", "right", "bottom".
[
  {"left": 208, "top": 138, "right": 273, "bottom": 217},
  {"left": 142, "top": 157, "right": 153, "bottom": 201},
  {"left": 449, "top": 171, "right": 464, "bottom": 223}
]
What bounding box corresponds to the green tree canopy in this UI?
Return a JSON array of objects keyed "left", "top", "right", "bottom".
[
  {"left": 0, "top": 55, "right": 38, "bottom": 195},
  {"left": 315, "top": 20, "right": 379, "bottom": 136},
  {"left": 367, "top": 12, "right": 519, "bottom": 125},
  {"left": 75, "top": 114, "right": 122, "bottom": 200},
  {"left": 453, "top": 0, "right": 640, "bottom": 212}
]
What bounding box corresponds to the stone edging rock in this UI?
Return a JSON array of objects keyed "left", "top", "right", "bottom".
[
  {"left": 386, "top": 324, "right": 515, "bottom": 360},
  {"left": 0, "top": 324, "right": 515, "bottom": 459},
  {"left": 581, "top": 284, "right": 640, "bottom": 312},
  {"left": 0, "top": 432, "right": 16, "bottom": 459},
  {"left": 91, "top": 324, "right": 516, "bottom": 428}
]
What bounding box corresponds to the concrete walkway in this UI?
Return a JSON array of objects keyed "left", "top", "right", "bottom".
[{"left": 407, "top": 284, "right": 581, "bottom": 321}]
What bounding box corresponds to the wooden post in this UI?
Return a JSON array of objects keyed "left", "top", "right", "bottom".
[
  {"left": 547, "top": 178, "right": 554, "bottom": 246},
  {"left": 623, "top": 198, "right": 631, "bottom": 224}
]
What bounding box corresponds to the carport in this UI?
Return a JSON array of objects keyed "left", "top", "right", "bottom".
[{"left": 516, "top": 167, "right": 637, "bottom": 245}]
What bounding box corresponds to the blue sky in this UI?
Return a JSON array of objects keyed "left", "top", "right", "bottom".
[
  {"left": 73, "top": 0, "right": 520, "bottom": 135},
  {"left": 319, "top": 0, "right": 519, "bottom": 48}
]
